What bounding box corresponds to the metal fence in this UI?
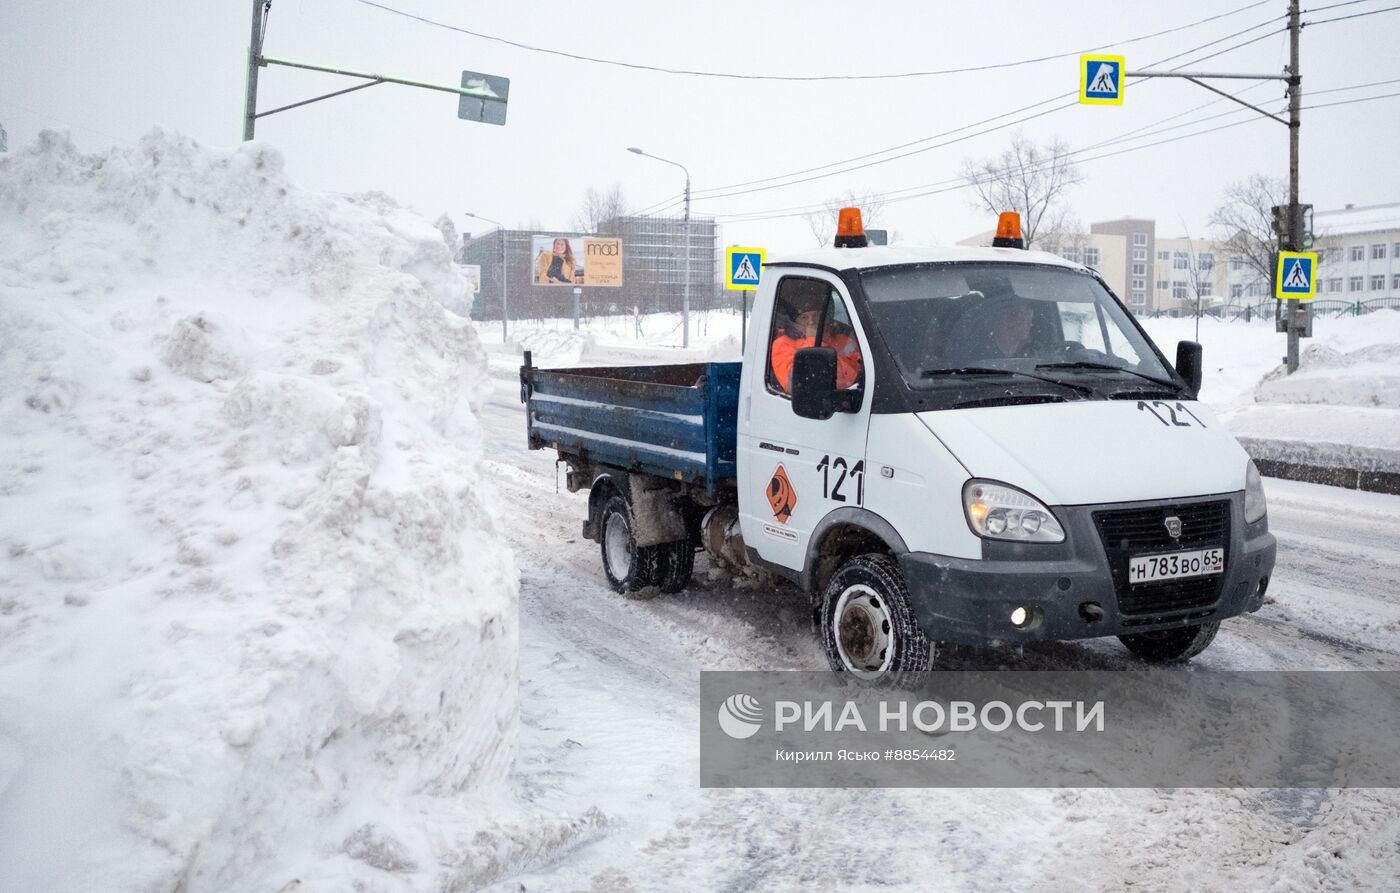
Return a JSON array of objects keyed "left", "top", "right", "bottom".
[{"left": 1139, "top": 299, "right": 1400, "bottom": 322}]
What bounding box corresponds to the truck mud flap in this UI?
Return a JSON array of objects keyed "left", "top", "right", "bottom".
[{"left": 628, "top": 475, "right": 689, "bottom": 548}]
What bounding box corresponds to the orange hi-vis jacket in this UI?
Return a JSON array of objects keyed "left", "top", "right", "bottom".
[{"left": 770, "top": 333, "right": 861, "bottom": 393}]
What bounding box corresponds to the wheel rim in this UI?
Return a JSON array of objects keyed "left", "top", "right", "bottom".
[
  {"left": 603, "top": 511, "right": 634, "bottom": 579},
  {"left": 833, "top": 583, "right": 894, "bottom": 679}
]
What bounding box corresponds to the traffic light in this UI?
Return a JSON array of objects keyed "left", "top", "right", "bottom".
[{"left": 1270, "top": 203, "right": 1314, "bottom": 250}]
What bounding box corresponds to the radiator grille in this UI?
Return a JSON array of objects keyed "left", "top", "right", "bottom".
[{"left": 1093, "top": 500, "right": 1231, "bottom": 617}]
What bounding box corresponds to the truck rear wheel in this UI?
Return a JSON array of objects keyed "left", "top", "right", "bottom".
[
  {"left": 599, "top": 495, "right": 663, "bottom": 596},
  {"left": 654, "top": 540, "right": 695, "bottom": 594},
  {"left": 820, "top": 554, "right": 930, "bottom": 683},
  {"left": 1118, "top": 621, "right": 1220, "bottom": 663}
]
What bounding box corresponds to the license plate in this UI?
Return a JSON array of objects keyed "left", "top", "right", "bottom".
[{"left": 1128, "top": 548, "right": 1224, "bottom": 584}]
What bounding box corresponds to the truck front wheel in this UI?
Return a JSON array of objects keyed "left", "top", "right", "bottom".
[
  {"left": 820, "top": 554, "right": 930, "bottom": 682},
  {"left": 1118, "top": 621, "right": 1220, "bottom": 663},
  {"left": 599, "top": 495, "right": 663, "bottom": 596}
]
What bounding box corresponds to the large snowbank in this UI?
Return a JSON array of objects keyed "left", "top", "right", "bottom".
[
  {"left": 0, "top": 130, "right": 517, "bottom": 891},
  {"left": 1229, "top": 339, "right": 1400, "bottom": 476},
  {"left": 1133, "top": 314, "right": 1400, "bottom": 476}
]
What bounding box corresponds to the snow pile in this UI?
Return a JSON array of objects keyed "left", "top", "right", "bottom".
[
  {"left": 1216, "top": 320, "right": 1400, "bottom": 475},
  {"left": 1255, "top": 342, "right": 1400, "bottom": 408},
  {"left": 0, "top": 130, "right": 517, "bottom": 891}
]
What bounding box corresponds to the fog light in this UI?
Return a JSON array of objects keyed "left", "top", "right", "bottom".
[{"left": 1010, "top": 606, "right": 1029, "bottom": 627}]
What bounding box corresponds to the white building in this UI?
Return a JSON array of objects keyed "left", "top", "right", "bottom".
[
  {"left": 967, "top": 203, "right": 1400, "bottom": 315},
  {"left": 1312, "top": 202, "right": 1400, "bottom": 303},
  {"left": 962, "top": 218, "right": 1229, "bottom": 315}
]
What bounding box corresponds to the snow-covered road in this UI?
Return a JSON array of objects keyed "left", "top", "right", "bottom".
[{"left": 474, "top": 356, "right": 1400, "bottom": 892}]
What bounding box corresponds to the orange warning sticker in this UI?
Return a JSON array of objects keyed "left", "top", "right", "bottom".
[{"left": 767, "top": 464, "right": 797, "bottom": 523}]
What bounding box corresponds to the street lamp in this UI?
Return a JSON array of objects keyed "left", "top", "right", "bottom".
[
  {"left": 465, "top": 211, "right": 508, "bottom": 342},
  {"left": 627, "top": 147, "right": 691, "bottom": 348}
]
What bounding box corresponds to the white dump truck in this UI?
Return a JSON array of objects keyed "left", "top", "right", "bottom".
[{"left": 521, "top": 210, "right": 1276, "bottom": 681}]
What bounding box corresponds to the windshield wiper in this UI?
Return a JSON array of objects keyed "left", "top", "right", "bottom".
[
  {"left": 1034, "top": 361, "right": 1179, "bottom": 390},
  {"left": 920, "top": 366, "right": 1094, "bottom": 396}
]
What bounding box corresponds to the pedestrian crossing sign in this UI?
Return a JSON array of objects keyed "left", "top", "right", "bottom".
[
  {"left": 726, "top": 247, "right": 765, "bottom": 291},
  {"left": 1080, "top": 55, "right": 1124, "bottom": 105},
  {"left": 1275, "top": 251, "right": 1318, "bottom": 300}
]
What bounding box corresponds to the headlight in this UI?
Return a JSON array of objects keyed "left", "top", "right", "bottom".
[
  {"left": 962, "top": 479, "right": 1066, "bottom": 543},
  {"left": 1245, "top": 459, "right": 1267, "bottom": 524}
]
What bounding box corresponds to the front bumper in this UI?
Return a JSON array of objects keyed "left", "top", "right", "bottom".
[{"left": 900, "top": 492, "right": 1277, "bottom": 645}]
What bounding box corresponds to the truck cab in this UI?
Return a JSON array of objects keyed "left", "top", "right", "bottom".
[{"left": 523, "top": 210, "right": 1276, "bottom": 682}]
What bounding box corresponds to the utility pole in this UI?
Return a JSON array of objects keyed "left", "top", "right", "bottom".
[
  {"left": 627, "top": 147, "right": 692, "bottom": 348},
  {"left": 1114, "top": 0, "right": 1305, "bottom": 373},
  {"left": 1285, "top": 0, "right": 1303, "bottom": 373},
  {"left": 682, "top": 176, "right": 692, "bottom": 350},
  {"left": 243, "top": 0, "right": 270, "bottom": 141}
]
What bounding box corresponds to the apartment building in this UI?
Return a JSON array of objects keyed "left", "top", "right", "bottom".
[
  {"left": 1306, "top": 202, "right": 1400, "bottom": 303},
  {"left": 1152, "top": 235, "right": 1230, "bottom": 313},
  {"left": 961, "top": 217, "right": 1225, "bottom": 315}
]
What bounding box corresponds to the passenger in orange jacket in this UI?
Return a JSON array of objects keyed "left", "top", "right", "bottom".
[{"left": 770, "top": 306, "right": 862, "bottom": 394}]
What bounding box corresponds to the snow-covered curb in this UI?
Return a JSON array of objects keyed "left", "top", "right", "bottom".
[{"left": 1220, "top": 340, "right": 1400, "bottom": 493}]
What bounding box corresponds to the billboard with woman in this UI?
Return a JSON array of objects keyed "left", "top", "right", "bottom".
[{"left": 532, "top": 236, "right": 622, "bottom": 286}]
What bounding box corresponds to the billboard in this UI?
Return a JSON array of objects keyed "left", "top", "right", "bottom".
[
  {"left": 532, "top": 236, "right": 623, "bottom": 287},
  {"left": 461, "top": 264, "right": 481, "bottom": 293}
]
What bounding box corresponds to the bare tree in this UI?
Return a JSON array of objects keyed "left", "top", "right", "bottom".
[
  {"left": 958, "top": 134, "right": 1083, "bottom": 249},
  {"left": 804, "top": 189, "right": 888, "bottom": 247},
  {"left": 572, "top": 183, "right": 629, "bottom": 234},
  {"left": 1175, "top": 227, "right": 1224, "bottom": 338},
  {"left": 1036, "top": 212, "right": 1087, "bottom": 255},
  {"left": 1208, "top": 174, "right": 1284, "bottom": 293}
]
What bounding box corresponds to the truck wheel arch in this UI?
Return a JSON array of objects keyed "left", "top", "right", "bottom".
[
  {"left": 584, "top": 471, "right": 625, "bottom": 542},
  {"left": 802, "top": 507, "right": 910, "bottom": 603},
  {"left": 584, "top": 469, "right": 690, "bottom": 548}
]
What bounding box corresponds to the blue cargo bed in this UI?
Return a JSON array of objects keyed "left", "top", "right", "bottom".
[{"left": 521, "top": 357, "right": 741, "bottom": 494}]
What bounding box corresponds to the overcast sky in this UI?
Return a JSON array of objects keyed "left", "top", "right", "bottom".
[{"left": 4, "top": 0, "right": 1398, "bottom": 254}]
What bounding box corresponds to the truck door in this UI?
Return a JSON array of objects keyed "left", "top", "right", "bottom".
[{"left": 738, "top": 273, "right": 872, "bottom": 574}]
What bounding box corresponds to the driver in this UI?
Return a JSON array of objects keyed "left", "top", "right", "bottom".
[
  {"left": 770, "top": 294, "right": 862, "bottom": 394},
  {"left": 982, "top": 299, "right": 1035, "bottom": 358}
]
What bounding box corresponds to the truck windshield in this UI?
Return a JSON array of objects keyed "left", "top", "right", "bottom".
[{"left": 858, "top": 262, "right": 1178, "bottom": 394}]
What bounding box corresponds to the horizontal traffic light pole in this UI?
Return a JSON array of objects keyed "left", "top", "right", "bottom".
[
  {"left": 1126, "top": 71, "right": 1290, "bottom": 125},
  {"left": 1126, "top": 70, "right": 1288, "bottom": 80},
  {"left": 253, "top": 55, "right": 505, "bottom": 120}
]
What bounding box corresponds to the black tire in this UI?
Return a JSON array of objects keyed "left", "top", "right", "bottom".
[
  {"left": 1118, "top": 621, "right": 1220, "bottom": 663},
  {"left": 820, "top": 554, "right": 930, "bottom": 684},
  {"left": 655, "top": 539, "right": 695, "bottom": 594},
  {"left": 598, "top": 495, "right": 662, "bottom": 596}
]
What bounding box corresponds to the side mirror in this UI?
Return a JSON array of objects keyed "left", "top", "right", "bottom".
[
  {"left": 791, "top": 347, "right": 839, "bottom": 420},
  {"left": 1176, "top": 340, "right": 1203, "bottom": 397}
]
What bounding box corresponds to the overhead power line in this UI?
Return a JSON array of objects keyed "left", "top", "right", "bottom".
[
  {"left": 591, "top": 8, "right": 1287, "bottom": 217},
  {"left": 708, "top": 89, "right": 1272, "bottom": 220},
  {"left": 653, "top": 22, "right": 1287, "bottom": 211},
  {"left": 665, "top": 14, "right": 1285, "bottom": 201},
  {"left": 1303, "top": 89, "right": 1400, "bottom": 109},
  {"left": 1302, "top": 0, "right": 1380, "bottom": 11},
  {"left": 347, "top": 0, "right": 1274, "bottom": 82},
  {"left": 1304, "top": 2, "right": 1400, "bottom": 25},
  {"left": 710, "top": 90, "right": 1400, "bottom": 224}
]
